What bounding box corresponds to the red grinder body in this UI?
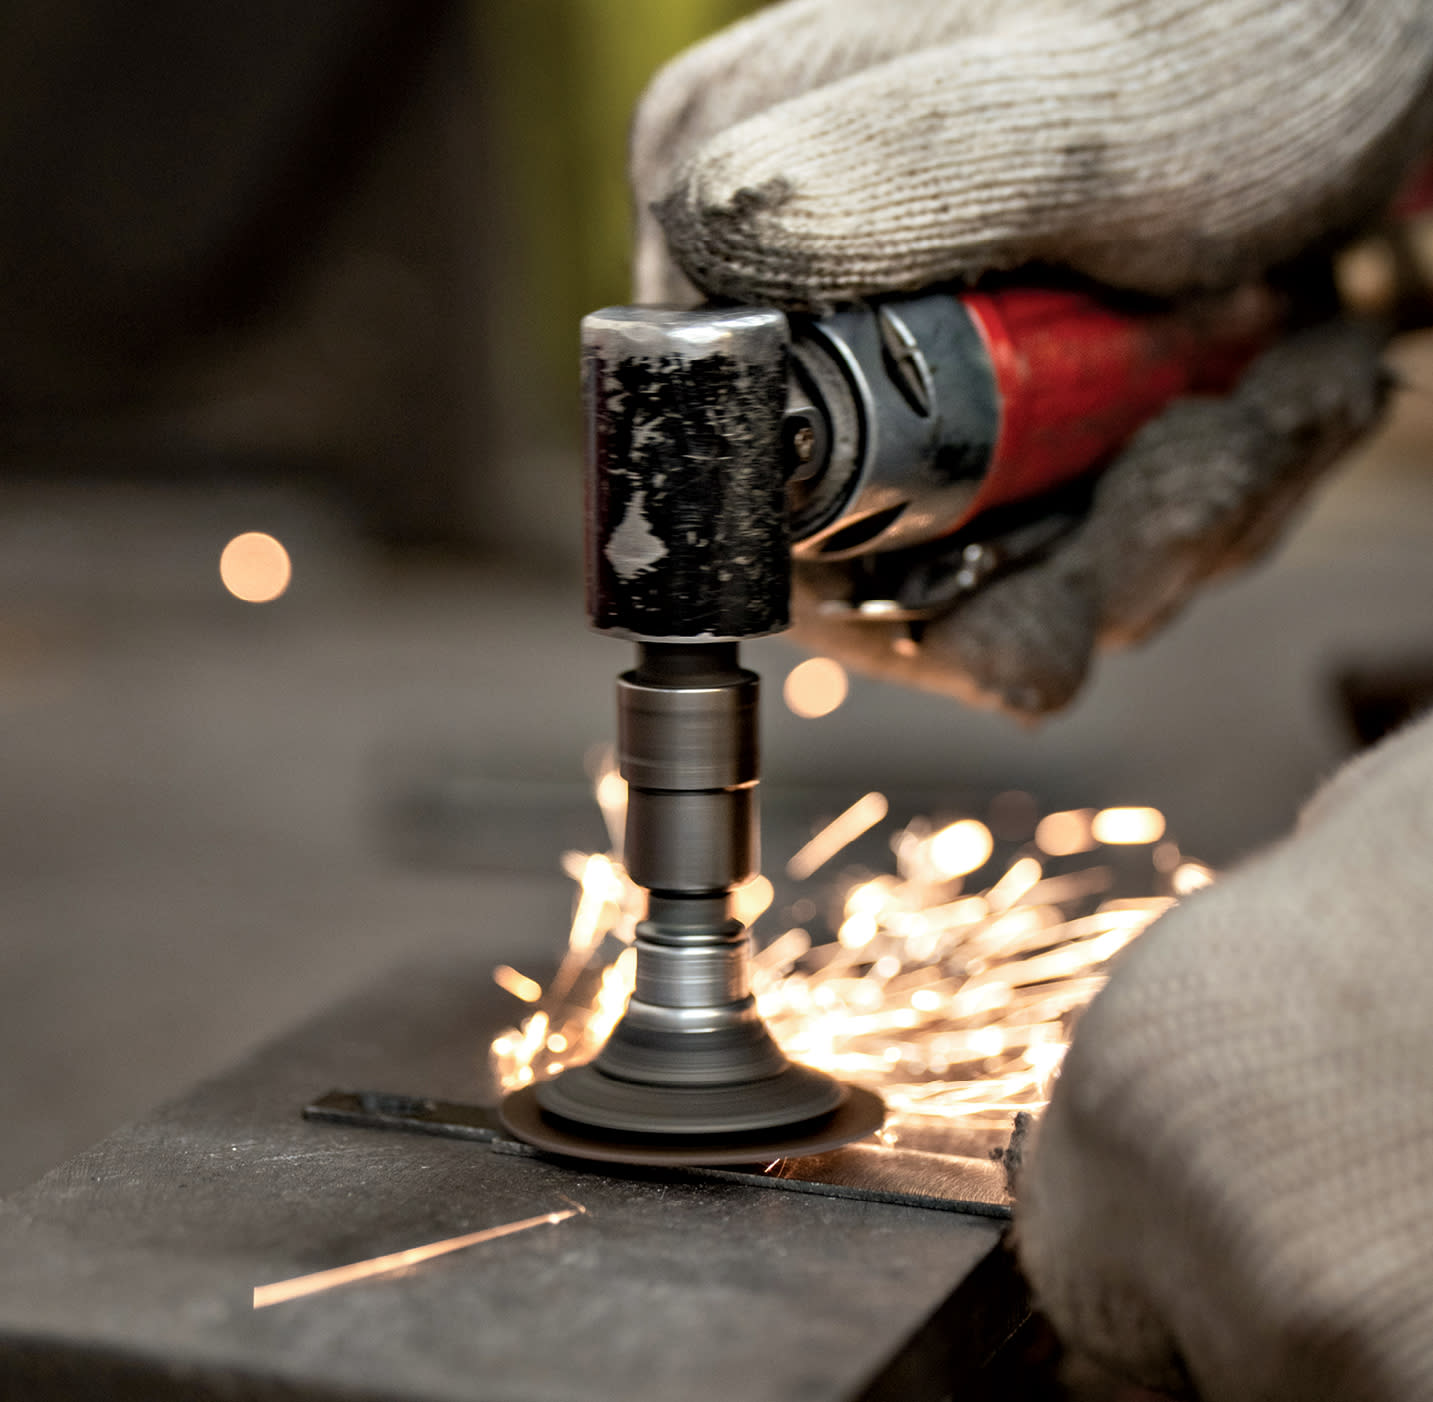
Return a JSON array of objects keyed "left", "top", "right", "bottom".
[{"left": 786, "top": 283, "right": 1279, "bottom": 563}]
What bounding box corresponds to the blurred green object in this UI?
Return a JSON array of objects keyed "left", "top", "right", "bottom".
[{"left": 475, "top": 0, "right": 765, "bottom": 394}]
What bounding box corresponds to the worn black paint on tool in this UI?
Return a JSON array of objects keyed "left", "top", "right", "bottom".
[{"left": 584, "top": 328, "right": 790, "bottom": 642}]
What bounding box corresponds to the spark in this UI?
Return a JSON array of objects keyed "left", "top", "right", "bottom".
[
  {"left": 838, "top": 911, "right": 878, "bottom": 949},
  {"left": 594, "top": 768, "right": 628, "bottom": 853},
  {"left": 926, "top": 819, "right": 994, "bottom": 879},
  {"left": 1034, "top": 809, "right": 1095, "bottom": 856},
  {"left": 986, "top": 855, "right": 1042, "bottom": 910},
  {"left": 253, "top": 1207, "right": 580, "bottom": 1309},
  {"left": 220, "top": 532, "right": 291, "bottom": 604},
  {"left": 1091, "top": 806, "right": 1166, "bottom": 845},
  {"left": 786, "top": 792, "right": 889, "bottom": 880},
  {"left": 731, "top": 874, "right": 774, "bottom": 927},
  {"left": 492, "top": 965, "right": 542, "bottom": 1003},
  {"left": 783, "top": 657, "right": 849, "bottom": 718},
  {"left": 1153, "top": 841, "right": 1182, "bottom": 873},
  {"left": 491, "top": 779, "right": 1211, "bottom": 1146}
]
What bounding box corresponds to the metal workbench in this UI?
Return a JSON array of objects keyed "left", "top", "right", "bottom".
[{"left": 0, "top": 952, "right": 1025, "bottom": 1402}]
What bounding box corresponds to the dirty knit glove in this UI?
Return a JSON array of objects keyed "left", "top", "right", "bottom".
[
  {"left": 1015, "top": 710, "right": 1433, "bottom": 1401},
  {"left": 784, "top": 314, "right": 1389, "bottom": 712},
  {"left": 630, "top": 0, "right": 1433, "bottom": 714}
]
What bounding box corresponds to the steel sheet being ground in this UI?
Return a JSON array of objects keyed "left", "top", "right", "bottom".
[{"left": 306, "top": 1087, "right": 1010, "bottom": 1213}]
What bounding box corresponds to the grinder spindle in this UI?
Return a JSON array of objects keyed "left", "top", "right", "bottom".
[{"left": 500, "top": 306, "right": 884, "bottom": 1165}]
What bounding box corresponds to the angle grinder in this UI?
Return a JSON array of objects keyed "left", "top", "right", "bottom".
[{"left": 501, "top": 284, "right": 1278, "bottom": 1166}]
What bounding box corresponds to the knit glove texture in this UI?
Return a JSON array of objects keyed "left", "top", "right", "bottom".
[
  {"left": 1015, "top": 710, "right": 1433, "bottom": 1400},
  {"left": 629, "top": 0, "right": 1433, "bottom": 714}
]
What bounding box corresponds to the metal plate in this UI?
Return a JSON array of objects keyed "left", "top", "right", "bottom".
[{"left": 304, "top": 1089, "right": 1012, "bottom": 1218}]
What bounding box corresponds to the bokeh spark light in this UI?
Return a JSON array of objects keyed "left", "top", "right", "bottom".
[
  {"left": 783, "top": 657, "right": 849, "bottom": 718},
  {"left": 491, "top": 759, "right": 1205, "bottom": 1151},
  {"left": 926, "top": 819, "right": 995, "bottom": 879},
  {"left": 1090, "top": 806, "right": 1166, "bottom": 845},
  {"left": 1033, "top": 809, "right": 1095, "bottom": 856},
  {"left": 219, "top": 532, "right": 291, "bottom": 603}
]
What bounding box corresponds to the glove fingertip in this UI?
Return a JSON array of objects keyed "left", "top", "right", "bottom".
[{"left": 920, "top": 564, "right": 1098, "bottom": 717}]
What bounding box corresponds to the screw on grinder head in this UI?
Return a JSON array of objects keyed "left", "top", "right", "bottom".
[{"left": 499, "top": 305, "right": 884, "bottom": 1166}]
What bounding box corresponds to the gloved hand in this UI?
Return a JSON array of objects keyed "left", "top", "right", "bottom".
[
  {"left": 1014, "top": 710, "right": 1433, "bottom": 1401},
  {"left": 629, "top": 0, "right": 1433, "bottom": 714}
]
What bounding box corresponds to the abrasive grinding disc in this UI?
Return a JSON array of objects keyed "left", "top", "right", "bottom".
[{"left": 500, "top": 1083, "right": 886, "bottom": 1168}]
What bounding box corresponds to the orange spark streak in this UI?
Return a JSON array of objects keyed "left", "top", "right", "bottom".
[
  {"left": 253, "top": 1208, "right": 580, "bottom": 1309},
  {"left": 490, "top": 785, "right": 1208, "bottom": 1145},
  {"left": 786, "top": 793, "right": 889, "bottom": 880},
  {"left": 493, "top": 965, "right": 543, "bottom": 1003}
]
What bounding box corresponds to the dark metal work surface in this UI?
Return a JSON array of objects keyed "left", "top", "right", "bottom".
[{"left": 0, "top": 954, "right": 1016, "bottom": 1402}]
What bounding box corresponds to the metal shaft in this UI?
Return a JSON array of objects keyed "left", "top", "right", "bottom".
[
  {"left": 617, "top": 641, "right": 761, "bottom": 1067},
  {"left": 534, "top": 641, "right": 842, "bottom": 1135}
]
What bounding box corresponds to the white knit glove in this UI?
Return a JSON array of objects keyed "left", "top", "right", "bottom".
[
  {"left": 1014, "top": 710, "right": 1433, "bottom": 1401},
  {"left": 630, "top": 0, "right": 1433, "bottom": 714}
]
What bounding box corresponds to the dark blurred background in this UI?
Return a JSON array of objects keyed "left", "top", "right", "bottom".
[{"left": 3, "top": 0, "right": 1433, "bottom": 1193}]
